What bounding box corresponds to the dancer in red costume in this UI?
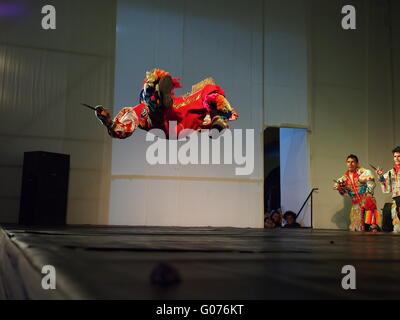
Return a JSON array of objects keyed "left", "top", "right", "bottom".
[
  {"left": 94, "top": 69, "right": 238, "bottom": 139},
  {"left": 333, "top": 154, "right": 380, "bottom": 232}
]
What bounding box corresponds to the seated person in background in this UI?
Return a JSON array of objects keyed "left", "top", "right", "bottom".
[
  {"left": 264, "top": 211, "right": 271, "bottom": 228},
  {"left": 265, "top": 210, "right": 282, "bottom": 229},
  {"left": 283, "top": 211, "right": 301, "bottom": 228}
]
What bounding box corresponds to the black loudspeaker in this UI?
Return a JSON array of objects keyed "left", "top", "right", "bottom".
[
  {"left": 19, "top": 151, "right": 70, "bottom": 226},
  {"left": 382, "top": 203, "right": 394, "bottom": 232}
]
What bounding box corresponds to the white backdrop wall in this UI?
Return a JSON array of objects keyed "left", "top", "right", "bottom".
[
  {"left": 0, "top": 0, "right": 116, "bottom": 224},
  {"left": 262, "top": 0, "right": 398, "bottom": 229},
  {"left": 263, "top": 0, "right": 311, "bottom": 226},
  {"left": 110, "top": 0, "right": 264, "bottom": 227},
  {"left": 2, "top": 0, "right": 398, "bottom": 229},
  {"left": 264, "top": 0, "right": 309, "bottom": 128},
  {"left": 309, "top": 0, "right": 400, "bottom": 229},
  {"left": 392, "top": 0, "right": 400, "bottom": 144}
]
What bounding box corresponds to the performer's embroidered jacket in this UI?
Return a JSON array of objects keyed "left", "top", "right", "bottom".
[
  {"left": 378, "top": 166, "right": 400, "bottom": 198},
  {"left": 336, "top": 167, "right": 380, "bottom": 225},
  {"left": 337, "top": 168, "right": 375, "bottom": 203}
]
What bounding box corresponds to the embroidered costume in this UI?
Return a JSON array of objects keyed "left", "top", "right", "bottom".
[
  {"left": 336, "top": 168, "right": 380, "bottom": 231},
  {"left": 377, "top": 166, "right": 400, "bottom": 232},
  {"left": 95, "top": 69, "right": 238, "bottom": 139}
]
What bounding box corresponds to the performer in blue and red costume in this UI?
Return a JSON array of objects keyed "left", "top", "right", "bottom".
[{"left": 94, "top": 69, "right": 238, "bottom": 139}]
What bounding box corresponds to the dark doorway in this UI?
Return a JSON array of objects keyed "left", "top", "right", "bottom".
[{"left": 264, "top": 127, "right": 281, "bottom": 214}]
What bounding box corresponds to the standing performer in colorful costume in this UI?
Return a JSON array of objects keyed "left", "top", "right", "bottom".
[
  {"left": 94, "top": 69, "right": 238, "bottom": 139},
  {"left": 375, "top": 146, "right": 400, "bottom": 233},
  {"left": 333, "top": 155, "right": 380, "bottom": 232}
]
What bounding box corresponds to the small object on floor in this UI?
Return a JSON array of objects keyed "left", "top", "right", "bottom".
[
  {"left": 330, "top": 241, "right": 335, "bottom": 244},
  {"left": 151, "top": 263, "right": 181, "bottom": 287}
]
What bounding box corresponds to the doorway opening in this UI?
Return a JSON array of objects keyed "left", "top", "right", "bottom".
[
  {"left": 264, "top": 127, "right": 281, "bottom": 214},
  {"left": 264, "top": 127, "right": 311, "bottom": 228}
]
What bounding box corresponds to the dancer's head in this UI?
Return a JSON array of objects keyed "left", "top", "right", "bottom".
[
  {"left": 270, "top": 210, "right": 281, "bottom": 224},
  {"left": 346, "top": 154, "right": 359, "bottom": 172},
  {"left": 284, "top": 211, "right": 297, "bottom": 225},
  {"left": 392, "top": 147, "right": 400, "bottom": 166}
]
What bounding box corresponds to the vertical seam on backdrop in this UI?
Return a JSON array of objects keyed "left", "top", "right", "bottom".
[
  {"left": 365, "top": 0, "right": 370, "bottom": 164},
  {"left": 388, "top": 0, "right": 396, "bottom": 145}
]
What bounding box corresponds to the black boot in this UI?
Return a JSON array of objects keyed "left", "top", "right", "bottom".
[
  {"left": 158, "top": 75, "right": 174, "bottom": 109},
  {"left": 211, "top": 115, "right": 228, "bottom": 132}
]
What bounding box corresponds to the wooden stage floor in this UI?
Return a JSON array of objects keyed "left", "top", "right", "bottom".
[{"left": 1, "top": 225, "right": 400, "bottom": 299}]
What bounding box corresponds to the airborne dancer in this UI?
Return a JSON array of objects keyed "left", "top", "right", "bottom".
[{"left": 93, "top": 69, "right": 238, "bottom": 139}]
